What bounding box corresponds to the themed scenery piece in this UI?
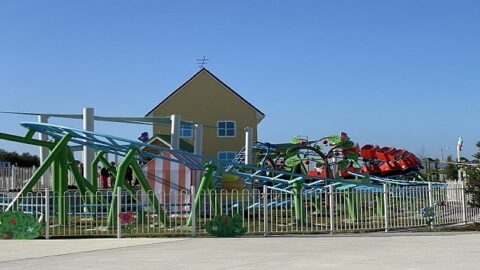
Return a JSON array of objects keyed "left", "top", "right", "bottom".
[{"left": 0, "top": 211, "right": 42, "bottom": 239}]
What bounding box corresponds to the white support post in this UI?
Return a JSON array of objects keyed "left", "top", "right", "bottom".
[
  {"left": 263, "top": 185, "right": 269, "bottom": 237},
  {"left": 191, "top": 185, "right": 196, "bottom": 237},
  {"left": 170, "top": 114, "right": 181, "bottom": 150},
  {"left": 329, "top": 185, "right": 335, "bottom": 234},
  {"left": 38, "top": 115, "right": 50, "bottom": 189},
  {"left": 193, "top": 124, "right": 203, "bottom": 156},
  {"left": 83, "top": 108, "right": 95, "bottom": 183},
  {"left": 461, "top": 181, "right": 467, "bottom": 224},
  {"left": 383, "top": 184, "right": 389, "bottom": 232},
  {"left": 45, "top": 188, "right": 50, "bottom": 239},
  {"left": 428, "top": 182, "right": 434, "bottom": 229},
  {"left": 457, "top": 143, "right": 462, "bottom": 181},
  {"left": 245, "top": 127, "right": 253, "bottom": 165},
  {"left": 117, "top": 187, "right": 122, "bottom": 239}
]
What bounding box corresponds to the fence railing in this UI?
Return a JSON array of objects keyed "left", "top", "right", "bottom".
[
  {"left": 1, "top": 181, "right": 479, "bottom": 238},
  {"left": 0, "top": 166, "right": 77, "bottom": 191}
]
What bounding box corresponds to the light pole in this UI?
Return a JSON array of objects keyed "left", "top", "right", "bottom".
[{"left": 440, "top": 147, "right": 450, "bottom": 162}]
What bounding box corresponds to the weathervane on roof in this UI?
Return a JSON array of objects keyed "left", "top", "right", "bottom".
[{"left": 196, "top": 56, "right": 209, "bottom": 68}]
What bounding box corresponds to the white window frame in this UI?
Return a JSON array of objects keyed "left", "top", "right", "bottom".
[
  {"left": 217, "top": 120, "right": 236, "bottom": 138},
  {"left": 180, "top": 122, "right": 193, "bottom": 138},
  {"left": 218, "top": 151, "right": 237, "bottom": 163}
]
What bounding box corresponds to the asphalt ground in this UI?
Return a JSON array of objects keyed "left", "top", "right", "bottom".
[{"left": 0, "top": 232, "right": 478, "bottom": 270}]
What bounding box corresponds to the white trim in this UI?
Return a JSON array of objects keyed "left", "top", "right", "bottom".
[{"left": 217, "top": 120, "right": 236, "bottom": 138}]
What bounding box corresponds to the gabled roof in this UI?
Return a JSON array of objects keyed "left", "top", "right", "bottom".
[
  {"left": 145, "top": 68, "right": 265, "bottom": 120},
  {"left": 143, "top": 134, "right": 194, "bottom": 153}
]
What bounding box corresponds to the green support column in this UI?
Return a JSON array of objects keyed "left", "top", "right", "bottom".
[
  {"left": 107, "top": 149, "right": 137, "bottom": 226},
  {"left": 0, "top": 131, "right": 55, "bottom": 149},
  {"left": 58, "top": 148, "right": 69, "bottom": 225},
  {"left": 187, "top": 163, "right": 216, "bottom": 226},
  {"left": 346, "top": 190, "right": 358, "bottom": 221},
  {"left": 291, "top": 179, "right": 304, "bottom": 224},
  {"left": 376, "top": 193, "right": 384, "bottom": 216},
  {"left": 130, "top": 161, "right": 168, "bottom": 225},
  {"left": 5, "top": 134, "right": 71, "bottom": 211}
]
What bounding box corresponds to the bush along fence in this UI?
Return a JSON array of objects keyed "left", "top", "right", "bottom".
[{"left": 0, "top": 182, "right": 479, "bottom": 239}]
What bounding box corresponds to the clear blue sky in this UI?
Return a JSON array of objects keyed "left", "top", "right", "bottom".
[{"left": 0, "top": 0, "right": 479, "bottom": 160}]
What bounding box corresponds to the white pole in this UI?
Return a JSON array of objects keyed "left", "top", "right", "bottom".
[
  {"left": 245, "top": 127, "right": 253, "bottom": 165},
  {"left": 329, "top": 185, "right": 335, "bottom": 234},
  {"left": 263, "top": 184, "right": 269, "bottom": 237},
  {"left": 45, "top": 188, "right": 50, "bottom": 239},
  {"left": 83, "top": 108, "right": 95, "bottom": 183},
  {"left": 117, "top": 186, "right": 122, "bottom": 239},
  {"left": 383, "top": 183, "right": 389, "bottom": 232},
  {"left": 191, "top": 185, "right": 196, "bottom": 237},
  {"left": 457, "top": 145, "right": 462, "bottom": 181},
  {"left": 193, "top": 124, "right": 203, "bottom": 155},
  {"left": 38, "top": 115, "right": 50, "bottom": 189},
  {"left": 170, "top": 114, "right": 181, "bottom": 150}
]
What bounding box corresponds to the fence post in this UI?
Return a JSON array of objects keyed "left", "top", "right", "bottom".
[
  {"left": 329, "top": 185, "right": 335, "bottom": 234},
  {"left": 461, "top": 181, "right": 467, "bottom": 224},
  {"left": 428, "top": 182, "right": 434, "bottom": 229},
  {"left": 191, "top": 185, "right": 196, "bottom": 237},
  {"left": 263, "top": 185, "right": 269, "bottom": 237},
  {"left": 383, "top": 183, "right": 389, "bottom": 232},
  {"left": 11, "top": 165, "right": 16, "bottom": 191},
  {"left": 116, "top": 187, "right": 122, "bottom": 239},
  {"left": 45, "top": 188, "right": 50, "bottom": 240}
]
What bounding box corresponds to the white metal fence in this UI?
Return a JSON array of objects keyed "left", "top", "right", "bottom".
[
  {"left": 1, "top": 181, "right": 479, "bottom": 238},
  {"left": 0, "top": 166, "right": 77, "bottom": 191}
]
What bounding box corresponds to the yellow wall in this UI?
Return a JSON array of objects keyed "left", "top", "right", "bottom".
[{"left": 150, "top": 70, "right": 261, "bottom": 158}]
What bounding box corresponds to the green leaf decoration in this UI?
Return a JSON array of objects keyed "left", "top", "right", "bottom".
[
  {"left": 205, "top": 214, "right": 247, "bottom": 237},
  {"left": 336, "top": 140, "right": 355, "bottom": 149},
  {"left": 0, "top": 211, "right": 42, "bottom": 239},
  {"left": 337, "top": 160, "right": 350, "bottom": 171},
  {"left": 315, "top": 145, "right": 323, "bottom": 151},
  {"left": 315, "top": 161, "right": 323, "bottom": 168},
  {"left": 290, "top": 137, "right": 301, "bottom": 144},
  {"left": 285, "top": 156, "right": 301, "bottom": 168},
  {"left": 325, "top": 135, "right": 341, "bottom": 145},
  {"left": 346, "top": 152, "right": 360, "bottom": 161}
]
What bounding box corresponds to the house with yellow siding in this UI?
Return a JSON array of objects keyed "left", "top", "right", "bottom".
[{"left": 145, "top": 68, "right": 264, "bottom": 161}]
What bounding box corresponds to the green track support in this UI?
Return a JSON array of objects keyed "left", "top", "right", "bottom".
[
  {"left": 5, "top": 134, "right": 71, "bottom": 211},
  {"left": 0, "top": 131, "right": 55, "bottom": 148},
  {"left": 346, "top": 191, "right": 358, "bottom": 221},
  {"left": 131, "top": 161, "right": 168, "bottom": 225},
  {"left": 292, "top": 179, "right": 304, "bottom": 224},
  {"left": 376, "top": 193, "right": 384, "bottom": 216},
  {"left": 187, "top": 163, "right": 216, "bottom": 226}
]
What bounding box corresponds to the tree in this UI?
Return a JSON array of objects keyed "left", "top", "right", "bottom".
[
  {"left": 464, "top": 141, "right": 480, "bottom": 207},
  {"left": 443, "top": 156, "right": 458, "bottom": 180},
  {"left": 0, "top": 149, "right": 40, "bottom": 167}
]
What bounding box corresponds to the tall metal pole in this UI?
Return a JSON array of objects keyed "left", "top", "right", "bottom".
[
  {"left": 245, "top": 127, "right": 253, "bottom": 165},
  {"left": 193, "top": 124, "right": 203, "bottom": 155},
  {"left": 83, "top": 108, "right": 95, "bottom": 183},
  {"left": 457, "top": 143, "right": 462, "bottom": 181},
  {"left": 38, "top": 115, "right": 50, "bottom": 189},
  {"left": 170, "top": 114, "right": 181, "bottom": 150}
]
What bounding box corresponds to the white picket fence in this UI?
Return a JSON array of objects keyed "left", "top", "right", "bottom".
[
  {"left": 1, "top": 182, "right": 479, "bottom": 238},
  {"left": 0, "top": 166, "right": 76, "bottom": 191}
]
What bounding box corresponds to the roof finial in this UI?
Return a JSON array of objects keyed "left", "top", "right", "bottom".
[{"left": 196, "top": 56, "right": 209, "bottom": 68}]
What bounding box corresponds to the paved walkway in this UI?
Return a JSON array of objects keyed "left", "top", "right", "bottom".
[{"left": 0, "top": 232, "right": 479, "bottom": 269}]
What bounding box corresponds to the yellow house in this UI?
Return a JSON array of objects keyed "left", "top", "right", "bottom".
[{"left": 145, "top": 68, "right": 265, "bottom": 161}]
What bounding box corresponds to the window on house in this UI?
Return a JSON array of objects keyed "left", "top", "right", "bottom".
[
  {"left": 217, "top": 121, "right": 236, "bottom": 137},
  {"left": 180, "top": 123, "right": 193, "bottom": 138},
  {"left": 218, "top": 151, "right": 237, "bottom": 163}
]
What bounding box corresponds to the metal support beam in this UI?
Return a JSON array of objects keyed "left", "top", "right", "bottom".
[
  {"left": 38, "top": 114, "right": 50, "bottom": 188},
  {"left": 83, "top": 107, "right": 95, "bottom": 183},
  {"left": 193, "top": 124, "right": 203, "bottom": 155},
  {"left": 170, "top": 114, "right": 180, "bottom": 150},
  {"left": 245, "top": 127, "right": 253, "bottom": 165}
]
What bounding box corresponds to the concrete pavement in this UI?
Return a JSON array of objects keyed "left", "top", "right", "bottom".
[{"left": 0, "top": 232, "right": 479, "bottom": 269}]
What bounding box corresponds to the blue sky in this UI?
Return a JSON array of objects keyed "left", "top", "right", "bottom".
[{"left": 0, "top": 0, "right": 479, "bottom": 160}]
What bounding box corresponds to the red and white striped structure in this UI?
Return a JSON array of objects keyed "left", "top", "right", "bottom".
[{"left": 142, "top": 151, "right": 204, "bottom": 214}]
